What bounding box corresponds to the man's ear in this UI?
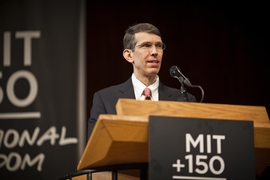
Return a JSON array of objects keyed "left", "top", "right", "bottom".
[{"left": 123, "top": 49, "right": 133, "bottom": 63}]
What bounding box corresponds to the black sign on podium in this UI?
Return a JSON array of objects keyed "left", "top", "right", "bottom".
[{"left": 149, "top": 116, "right": 255, "bottom": 180}]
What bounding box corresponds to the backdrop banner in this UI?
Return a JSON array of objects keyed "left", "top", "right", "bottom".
[{"left": 0, "top": 0, "right": 86, "bottom": 179}]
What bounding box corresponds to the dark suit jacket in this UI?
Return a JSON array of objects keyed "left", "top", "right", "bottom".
[{"left": 88, "top": 78, "right": 196, "bottom": 137}]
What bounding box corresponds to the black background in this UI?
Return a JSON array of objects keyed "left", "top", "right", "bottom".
[{"left": 86, "top": 0, "right": 270, "bottom": 117}]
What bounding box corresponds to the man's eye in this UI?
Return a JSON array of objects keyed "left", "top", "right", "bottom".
[
  {"left": 156, "top": 43, "right": 162, "bottom": 48},
  {"left": 142, "top": 43, "right": 152, "bottom": 48}
]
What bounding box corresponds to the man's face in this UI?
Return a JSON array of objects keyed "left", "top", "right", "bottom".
[{"left": 131, "top": 32, "right": 164, "bottom": 78}]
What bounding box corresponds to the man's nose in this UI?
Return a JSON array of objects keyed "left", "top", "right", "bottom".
[{"left": 150, "top": 45, "right": 158, "bottom": 54}]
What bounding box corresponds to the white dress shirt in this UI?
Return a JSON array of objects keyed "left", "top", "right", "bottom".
[{"left": 131, "top": 73, "right": 159, "bottom": 101}]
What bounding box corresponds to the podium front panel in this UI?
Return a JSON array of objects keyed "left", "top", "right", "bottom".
[{"left": 149, "top": 116, "right": 255, "bottom": 180}]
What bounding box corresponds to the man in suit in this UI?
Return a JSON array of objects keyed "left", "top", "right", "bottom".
[{"left": 88, "top": 23, "right": 196, "bottom": 138}]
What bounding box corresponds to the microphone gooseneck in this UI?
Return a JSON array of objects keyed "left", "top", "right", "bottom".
[
  {"left": 169, "top": 65, "right": 205, "bottom": 102},
  {"left": 169, "top": 66, "right": 191, "bottom": 86}
]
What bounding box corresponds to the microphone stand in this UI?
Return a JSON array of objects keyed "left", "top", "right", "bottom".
[
  {"left": 178, "top": 77, "right": 189, "bottom": 102},
  {"left": 177, "top": 76, "right": 205, "bottom": 102},
  {"left": 184, "top": 79, "right": 205, "bottom": 103},
  {"left": 170, "top": 66, "right": 205, "bottom": 102}
]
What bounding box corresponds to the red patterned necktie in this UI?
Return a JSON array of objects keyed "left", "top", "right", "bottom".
[{"left": 143, "top": 88, "right": 152, "bottom": 100}]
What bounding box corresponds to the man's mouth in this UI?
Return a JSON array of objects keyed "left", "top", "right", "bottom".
[{"left": 147, "top": 60, "right": 159, "bottom": 64}]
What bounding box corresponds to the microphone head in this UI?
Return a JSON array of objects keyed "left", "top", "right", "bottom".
[{"left": 169, "top": 66, "right": 181, "bottom": 78}]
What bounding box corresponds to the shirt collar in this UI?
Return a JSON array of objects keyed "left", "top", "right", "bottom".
[{"left": 131, "top": 73, "right": 159, "bottom": 100}]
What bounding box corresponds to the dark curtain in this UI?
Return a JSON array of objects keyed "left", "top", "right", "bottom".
[{"left": 86, "top": 1, "right": 269, "bottom": 117}]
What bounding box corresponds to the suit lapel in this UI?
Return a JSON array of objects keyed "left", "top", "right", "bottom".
[
  {"left": 159, "top": 81, "right": 173, "bottom": 100},
  {"left": 119, "top": 78, "right": 136, "bottom": 98}
]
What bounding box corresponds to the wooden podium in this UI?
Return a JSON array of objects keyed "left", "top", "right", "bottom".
[{"left": 74, "top": 99, "right": 270, "bottom": 179}]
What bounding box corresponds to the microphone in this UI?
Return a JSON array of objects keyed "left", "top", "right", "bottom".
[
  {"left": 169, "top": 65, "right": 205, "bottom": 102},
  {"left": 169, "top": 66, "right": 191, "bottom": 86}
]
